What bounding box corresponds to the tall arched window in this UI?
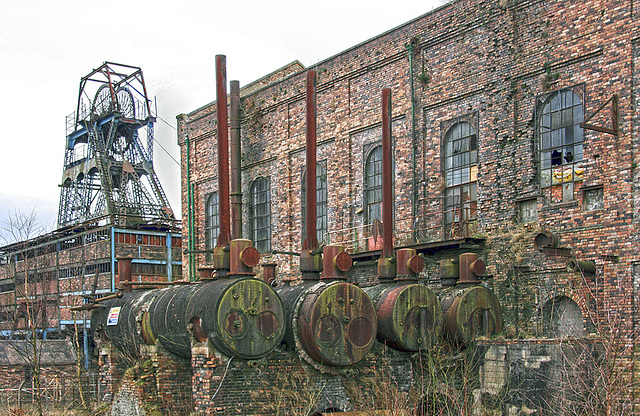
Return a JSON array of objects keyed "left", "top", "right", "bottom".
[
  {"left": 249, "top": 177, "right": 271, "bottom": 253},
  {"left": 537, "top": 88, "right": 584, "bottom": 203},
  {"left": 443, "top": 121, "right": 478, "bottom": 237},
  {"left": 364, "top": 145, "right": 382, "bottom": 225},
  {"left": 301, "top": 162, "right": 328, "bottom": 244},
  {"left": 204, "top": 192, "right": 219, "bottom": 262}
]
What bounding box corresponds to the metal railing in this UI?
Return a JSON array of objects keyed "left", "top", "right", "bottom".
[{"left": 325, "top": 207, "right": 478, "bottom": 254}]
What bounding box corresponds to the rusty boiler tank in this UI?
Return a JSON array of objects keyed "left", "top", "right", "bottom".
[
  {"left": 440, "top": 253, "right": 503, "bottom": 345},
  {"left": 276, "top": 245, "right": 378, "bottom": 367},
  {"left": 363, "top": 248, "right": 443, "bottom": 351}
]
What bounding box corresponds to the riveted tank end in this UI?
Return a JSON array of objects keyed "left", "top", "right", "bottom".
[
  {"left": 297, "top": 282, "right": 377, "bottom": 367},
  {"left": 441, "top": 285, "right": 503, "bottom": 345},
  {"left": 365, "top": 283, "right": 443, "bottom": 352}
]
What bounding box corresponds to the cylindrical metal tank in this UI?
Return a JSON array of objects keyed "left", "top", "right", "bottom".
[
  {"left": 276, "top": 281, "right": 377, "bottom": 367},
  {"left": 441, "top": 285, "right": 503, "bottom": 345},
  {"left": 364, "top": 283, "right": 443, "bottom": 351},
  {"left": 148, "top": 278, "right": 285, "bottom": 359},
  {"left": 91, "top": 289, "right": 162, "bottom": 357}
]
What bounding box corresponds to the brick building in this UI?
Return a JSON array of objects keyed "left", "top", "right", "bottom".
[
  {"left": 168, "top": 0, "right": 640, "bottom": 413},
  {"left": 180, "top": 0, "right": 638, "bottom": 330}
]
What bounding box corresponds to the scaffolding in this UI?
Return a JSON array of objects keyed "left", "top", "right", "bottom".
[{"left": 58, "top": 62, "right": 175, "bottom": 228}]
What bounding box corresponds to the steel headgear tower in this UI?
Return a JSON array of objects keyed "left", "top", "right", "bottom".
[{"left": 58, "top": 62, "right": 175, "bottom": 228}]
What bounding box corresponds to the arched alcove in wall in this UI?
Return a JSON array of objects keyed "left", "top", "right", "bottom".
[{"left": 542, "top": 295, "right": 584, "bottom": 338}]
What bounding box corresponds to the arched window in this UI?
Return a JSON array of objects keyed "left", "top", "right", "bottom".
[
  {"left": 301, "top": 162, "right": 328, "bottom": 244},
  {"left": 542, "top": 296, "right": 584, "bottom": 338},
  {"left": 204, "top": 192, "right": 219, "bottom": 262},
  {"left": 443, "top": 121, "right": 478, "bottom": 237},
  {"left": 364, "top": 145, "right": 382, "bottom": 225},
  {"left": 537, "top": 88, "right": 584, "bottom": 202},
  {"left": 249, "top": 177, "right": 271, "bottom": 253}
]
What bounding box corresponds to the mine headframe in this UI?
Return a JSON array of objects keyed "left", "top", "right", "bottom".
[{"left": 58, "top": 62, "right": 175, "bottom": 229}]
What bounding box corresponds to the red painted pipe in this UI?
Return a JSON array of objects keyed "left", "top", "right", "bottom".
[
  {"left": 303, "top": 70, "right": 318, "bottom": 252},
  {"left": 216, "top": 55, "right": 231, "bottom": 247},
  {"left": 117, "top": 257, "right": 133, "bottom": 293},
  {"left": 381, "top": 88, "right": 394, "bottom": 259},
  {"left": 230, "top": 79, "right": 242, "bottom": 240}
]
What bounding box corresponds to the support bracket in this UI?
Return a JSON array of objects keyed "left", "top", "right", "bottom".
[{"left": 580, "top": 94, "right": 619, "bottom": 136}]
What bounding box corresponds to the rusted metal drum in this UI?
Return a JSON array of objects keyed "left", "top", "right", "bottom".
[
  {"left": 284, "top": 281, "right": 377, "bottom": 367},
  {"left": 364, "top": 283, "right": 443, "bottom": 351},
  {"left": 148, "top": 278, "right": 285, "bottom": 359},
  {"left": 441, "top": 285, "right": 503, "bottom": 345},
  {"left": 147, "top": 283, "right": 202, "bottom": 357},
  {"left": 90, "top": 289, "right": 162, "bottom": 357},
  {"left": 186, "top": 278, "right": 284, "bottom": 359}
]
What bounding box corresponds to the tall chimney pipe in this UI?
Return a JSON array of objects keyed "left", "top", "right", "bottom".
[
  {"left": 213, "top": 55, "right": 231, "bottom": 275},
  {"left": 230, "top": 80, "right": 242, "bottom": 240},
  {"left": 304, "top": 70, "right": 318, "bottom": 252},
  {"left": 300, "top": 70, "right": 322, "bottom": 278},
  {"left": 378, "top": 88, "right": 396, "bottom": 280}
]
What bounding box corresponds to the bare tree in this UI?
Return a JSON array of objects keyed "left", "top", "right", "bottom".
[
  {"left": 546, "top": 265, "right": 639, "bottom": 416},
  {"left": 1, "top": 208, "right": 50, "bottom": 416}
]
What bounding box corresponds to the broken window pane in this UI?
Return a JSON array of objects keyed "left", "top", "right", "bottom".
[{"left": 537, "top": 88, "right": 585, "bottom": 203}]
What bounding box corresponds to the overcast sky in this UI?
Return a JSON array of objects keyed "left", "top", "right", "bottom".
[{"left": 0, "top": 0, "right": 443, "bottom": 232}]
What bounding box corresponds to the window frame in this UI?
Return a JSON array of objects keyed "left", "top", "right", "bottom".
[
  {"left": 249, "top": 176, "right": 271, "bottom": 253},
  {"left": 441, "top": 114, "right": 479, "bottom": 238},
  {"left": 363, "top": 144, "right": 383, "bottom": 226},
  {"left": 535, "top": 84, "right": 586, "bottom": 203},
  {"left": 204, "top": 192, "right": 219, "bottom": 262},
  {"left": 301, "top": 160, "right": 328, "bottom": 245}
]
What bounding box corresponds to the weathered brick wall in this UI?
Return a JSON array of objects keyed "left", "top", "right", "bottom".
[
  {"left": 175, "top": 0, "right": 639, "bottom": 411},
  {"left": 180, "top": 0, "right": 638, "bottom": 331}
]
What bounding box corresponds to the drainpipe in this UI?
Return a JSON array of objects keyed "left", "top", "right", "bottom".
[
  {"left": 186, "top": 136, "right": 195, "bottom": 281},
  {"left": 110, "top": 227, "right": 116, "bottom": 291},
  {"left": 166, "top": 231, "right": 172, "bottom": 282},
  {"left": 83, "top": 325, "right": 89, "bottom": 369},
  {"left": 230, "top": 80, "right": 242, "bottom": 239},
  {"left": 378, "top": 88, "right": 396, "bottom": 281},
  {"left": 406, "top": 40, "right": 417, "bottom": 233}
]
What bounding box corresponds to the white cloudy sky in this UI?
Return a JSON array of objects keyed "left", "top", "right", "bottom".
[{"left": 0, "top": 0, "right": 442, "bottom": 232}]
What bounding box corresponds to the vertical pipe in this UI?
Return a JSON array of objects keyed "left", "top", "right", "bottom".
[
  {"left": 378, "top": 88, "right": 396, "bottom": 280},
  {"left": 230, "top": 80, "right": 243, "bottom": 239},
  {"left": 110, "top": 227, "right": 116, "bottom": 291},
  {"left": 215, "top": 55, "right": 231, "bottom": 247},
  {"left": 83, "top": 327, "right": 89, "bottom": 370},
  {"left": 300, "top": 70, "right": 322, "bottom": 278},
  {"left": 407, "top": 42, "right": 417, "bottom": 236},
  {"left": 381, "top": 88, "right": 394, "bottom": 259},
  {"left": 166, "top": 231, "right": 172, "bottom": 282},
  {"left": 303, "top": 70, "right": 318, "bottom": 252},
  {"left": 185, "top": 137, "right": 195, "bottom": 281}
]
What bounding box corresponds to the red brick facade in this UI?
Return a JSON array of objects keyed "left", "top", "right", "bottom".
[{"left": 169, "top": 0, "right": 640, "bottom": 413}]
